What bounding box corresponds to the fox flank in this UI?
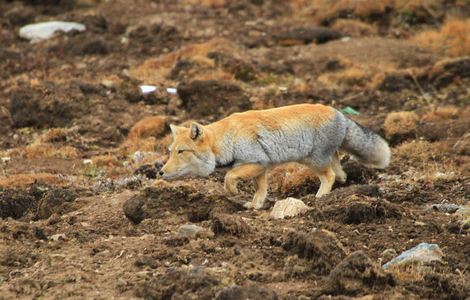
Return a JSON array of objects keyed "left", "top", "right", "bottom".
[{"left": 161, "top": 104, "right": 391, "bottom": 209}]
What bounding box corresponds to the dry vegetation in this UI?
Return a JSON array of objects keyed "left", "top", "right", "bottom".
[
  {"left": 413, "top": 19, "right": 470, "bottom": 57},
  {"left": 0, "top": 0, "right": 469, "bottom": 299}
]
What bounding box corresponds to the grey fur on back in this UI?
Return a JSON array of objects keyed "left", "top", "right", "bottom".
[{"left": 219, "top": 109, "right": 390, "bottom": 170}]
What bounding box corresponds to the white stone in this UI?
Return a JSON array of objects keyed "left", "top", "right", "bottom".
[
  {"left": 19, "top": 21, "right": 86, "bottom": 43},
  {"left": 270, "top": 197, "right": 310, "bottom": 219}
]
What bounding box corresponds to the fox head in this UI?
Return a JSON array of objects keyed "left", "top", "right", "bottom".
[{"left": 160, "top": 122, "right": 216, "bottom": 179}]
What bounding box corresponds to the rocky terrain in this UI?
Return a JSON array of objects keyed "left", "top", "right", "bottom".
[{"left": 0, "top": 0, "right": 469, "bottom": 299}]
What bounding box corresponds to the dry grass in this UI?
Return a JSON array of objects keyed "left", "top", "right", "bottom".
[
  {"left": 412, "top": 19, "right": 470, "bottom": 57},
  {"left": 321, "top": 67, "right": 370, "bottom": 88},
  {"left": 387, "top": 264, "right": 425, "bottom": 283},
  {"left": 38, "top": 128, "right": 72, "bottom": 143},
  {"left": 91, "top": 155, "right": 122, "bottom": 167},
  {"left": 286, "top": 0, "right": 445, "bottom": 25},
  {"left": 129, "top": 38, "right": 240, "bottom": 84},
  {"left": 269, "top": 163, "right": 317, "bottom": 195},
  {"left": 384, "top": 111, "right": 419, "bottom": 139},
  {"left": 421, "top": 106, "right": 460, "bottom": 121},
  {"left": 394, "top": 140, "right": 457, "bottom": 165},
  {"left": 128, "top": 116, "right": 168, "bottom": 140},
  {"left": 0, "top": 173, "right": 66, "bottom": 188},
  {"left": 331, "top": 19, "right": 378, "bottom": 37},
  {"left": 9, "top": 143, "right": 81, "bottom": 159},
  {"left": 180, "top": 0, "right": 225, "bottom": 8}
]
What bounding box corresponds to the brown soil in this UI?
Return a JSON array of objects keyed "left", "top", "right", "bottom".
[{"left": 0, "top": 0, "right": 469, "bottom": 299}]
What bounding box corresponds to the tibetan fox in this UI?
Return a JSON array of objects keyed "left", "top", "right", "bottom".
[{"left": 160, "top": 104, "right": 390, "bottom": 209}]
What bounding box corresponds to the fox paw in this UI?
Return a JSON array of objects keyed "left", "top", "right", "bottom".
[{"left": 336, "top": 172, "right": 347, "bottom": 184}]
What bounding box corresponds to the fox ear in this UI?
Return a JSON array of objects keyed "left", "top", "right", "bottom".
[
  {"left": 170, "top": 124, "right": 183, "bottom": 137},
  {"left": 190, "top": 122, "right": 204, "bottom": 140}
]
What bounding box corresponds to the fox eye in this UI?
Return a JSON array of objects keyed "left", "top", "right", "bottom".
[{"left": 178, "top": 149, "right": 185, "bottom": 154}]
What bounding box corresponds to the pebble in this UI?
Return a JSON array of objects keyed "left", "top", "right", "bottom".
[
  {"left": 19, "top": 21, "right": 86, "bottom": 42},
  {"left": 381, "top": 248, "right": 397, "bottom": 262},
  {"left": 177, "top": 224, "right": 205, "bottom": 238},
  {"left": 270, "top": 197, "right": 310, "bottom": 219},
  {"left": 430, "top": 203, "right": 462, "bottom": 214},
  {"left": 382, "top": 243, "right": 443, "bottom": 269},
  {"left": 50, "top": 233, "right": 66, "bottom": 242}
]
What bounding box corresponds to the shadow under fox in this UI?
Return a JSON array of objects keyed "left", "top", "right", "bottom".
[{"left": 161, "top": 104, "right": 391, "bottom": 209}]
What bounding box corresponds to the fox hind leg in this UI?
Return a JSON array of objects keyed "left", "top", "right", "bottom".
[
  {"left": 251, "top": 170, "right": 268, "bottom": 209},
  {"left": 332, "top": 152, "right": 347, "bottom": 183},
  {"left": 302, "top": 158, "right": 336, "bottom": 198}
]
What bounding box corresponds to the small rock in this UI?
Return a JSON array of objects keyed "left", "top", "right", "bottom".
[
  {"left": 19, "top": 21, "right": 86, "bottom": 43},
  {"left": 214, "top": 284, "right": 278, "bottom": 300},
  {"left": 178, "top": 224, "right": 205, "bottom": 238},
  {"left": 381, "top": 248, "right": 397, "bottom": 262},
  {"left": 430, "top": 203, "right": 462, "bottom": 214},
  {"left": 270, "top": 197, "right": 310, "bottom": 219},
  {"left": 382, "top": 243, "right": 444, "bottom": 269},
  {"left": 50, "top": 233, "right": 66, "bottom": 241}
]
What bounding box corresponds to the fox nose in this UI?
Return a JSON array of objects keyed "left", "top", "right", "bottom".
[{"left": 159, "top": 171, "right": 164, "bottom": 176}]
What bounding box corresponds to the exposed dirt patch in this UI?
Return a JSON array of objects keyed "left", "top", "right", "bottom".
[
  {"left": 177, "top": 80, "right": 251, "bottom": 119},
  {"left": 282, "top": 230, "right": 347, "bottom": 275},
  {"left": 324, "top": 251, "right": 396, "bottom": 296},
  {"left": 0, "top": 0, "right": 469, "bottom": 299}
]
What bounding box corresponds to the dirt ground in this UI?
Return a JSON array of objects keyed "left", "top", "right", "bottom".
[{"left": 0, "top": 0, "right": 469, "bottom": 299}]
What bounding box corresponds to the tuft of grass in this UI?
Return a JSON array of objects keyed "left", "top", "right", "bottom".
[
  {"left": 0, "top": 173, "right": 66, "bottom": 188},
  {"left": 9, "top": 143, "right": 81, "bottom": 159},
  {"left": 421, "top": 106, "right": 460, "bottom": 121},
  {"left": 91, "top": 155, "right": 122, "bottom": 167},
  {"left": 384, "top": 111, "right": 419, "bottom": 140},
  {"left": 331, "top": 19, "right": 378, "bottom": 37},
  {"left": 128, "top": 116, "right": 168, "bottom": 140},
  {"left": 412, "top": 19, "right": 470, "bottom": 57}
]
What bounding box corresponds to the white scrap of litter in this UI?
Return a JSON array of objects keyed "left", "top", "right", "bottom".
[
  {"left": 139, "top": 85, "right": 157, "bottom": 94},
  {"left": 166, "top": 88, "right": 177, "bottom": 94},
  {"left": 19, "top": 21, "right": 86, "bottom": 43},
  {"left": 83, "top": 159, "right": 93, "bottom": 165}
]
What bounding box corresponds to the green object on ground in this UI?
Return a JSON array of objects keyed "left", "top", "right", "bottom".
[{"left": 341, "top": 106, "right": 360, "bottom": 115}]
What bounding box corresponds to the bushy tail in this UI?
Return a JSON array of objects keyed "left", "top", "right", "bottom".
[{"left": 341, "top": 118, "right": 391, "bottom": 169}]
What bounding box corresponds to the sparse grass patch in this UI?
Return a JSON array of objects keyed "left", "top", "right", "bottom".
[
  {"left": 384, "top": 111, "right": 419, "bottom": 142},
  {"left": 269, "top": 163, "right": 318, "bottom": 196},
  {"left": 128, "top": 116, "right": 168, "bottom": 140},
  {"left": 129, "top": 38, "right": 241, "bottom": 84},
  {"left": 91, "top": 155, "right": 122, "bottom": 167},
  {"left": 38, "top": 128, "right": 74, "bottom": 143},
  {"left": 331, "top": 19, "right": 378, "bottom": 37},
  {"left": 421, "top": 106, "right": 460, "bottom": 121},
  {"left": 412, "top": 19, "right": 470, "bottom": 57},
  {"left": 9, "top": 143, "right": 81, "bottom": 159},
  {"left": 0, "top": 173, "right": 66, "bottom": 188},
  {"left": 387, "top": 264, "right": 425, "bottom": 283}
]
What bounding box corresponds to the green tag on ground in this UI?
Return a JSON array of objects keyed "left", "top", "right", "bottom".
[{"left": 341, "top": 106, "right": 360, "bottom": 115}]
